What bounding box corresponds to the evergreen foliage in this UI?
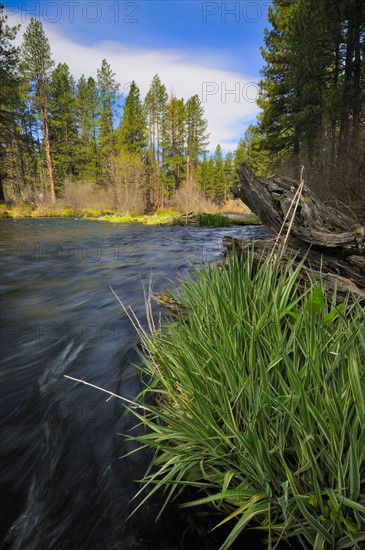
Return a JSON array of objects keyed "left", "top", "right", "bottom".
[
  {"left": 0, "top": 3, "right": 20, "bottom": 201},
  {"left": 49, "top": 63, "right": 79, "bottom": 189},
  {"left": 161, "top": 96, "right": 186, "bottom": 196},
  {"left": 246, "top": 0, "right": 365, "bottom": 215},
  {"left": 185, "top": 94, "right": 209, "bottom": 184},
  {"left": 145, "top": 74, "right": 168, "bottom": 208},
  {"left": 118, "top": 81, "right": 147, "bottom": 155},
  {"left": 2, "top": 3, "right": 364, "bottom": 215},
  {"left": 76, "top": 75, "right": 100, "bottom": 181},
  {"left": 1, "top": 16, "right": 251, "bottom": 211},
  {"left": 97, "top": 59, "right": 120, "bottom": 184},
  {"left": 19, "top": 17, "right": 56, "bottom": 202}
]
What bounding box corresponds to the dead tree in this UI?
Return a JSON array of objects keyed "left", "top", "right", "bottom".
[{"left": 225, "top": 164, "right": 365, "bottom": 301}]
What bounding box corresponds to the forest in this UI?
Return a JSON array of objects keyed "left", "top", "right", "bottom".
[
  {"left": 252, "top": 0, "right": 365, "bottom": 221},
  {"left": 0, "top": 5, "right": 244, "bottom": 215},
  {"left": 0, "top": 0, "right": 364, "bottom": 219}
]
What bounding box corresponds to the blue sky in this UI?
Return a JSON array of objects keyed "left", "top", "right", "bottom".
[{"left": 4, "top": 0, "right": 272, "bottom": 152}]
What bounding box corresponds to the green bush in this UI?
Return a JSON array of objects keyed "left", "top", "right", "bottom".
[{"left": 130, "top": 250, "right": 365, "bottom": 549}]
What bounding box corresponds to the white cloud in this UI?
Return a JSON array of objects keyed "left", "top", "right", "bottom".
[{"left": 10, "top": 13, "right": 259, "bottom": 151}]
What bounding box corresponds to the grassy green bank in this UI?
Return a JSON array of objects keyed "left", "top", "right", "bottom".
[
  {"left": 0, "top": 204, "right": 261, "bottom": 226},
  {"left": 0, "top": 203, "right": 178, "bottom": 224},
  {"left": 131, "top": 250, "right": 365, "bottom": 549}
]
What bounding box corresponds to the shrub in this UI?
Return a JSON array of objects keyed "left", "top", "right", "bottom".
[
  {"left": 169, "top": 183, "right": 218, "bottom": 213},
  {"left": 62, "top": 180, "right": 113, "bottom": 212},
  {"left": 130, "top": 250, "right": 365, "bottom": 549}
]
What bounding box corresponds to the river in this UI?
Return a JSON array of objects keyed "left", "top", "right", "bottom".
[{"left": 0, "top": 218, "right": 270, "bottom": 549}]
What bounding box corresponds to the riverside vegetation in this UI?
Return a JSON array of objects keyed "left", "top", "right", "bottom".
[
  {"left": 1, "top": 8, "right": 243, "bottom": 211},
  {"left": 1, "top": 1, "right": 364, "bottom": 221},
  {"left": 0, "top": 202, "right": 260, "bottom": 227},
  {"left": 128, "top": 250, "right": 365, "bottom": 550}
]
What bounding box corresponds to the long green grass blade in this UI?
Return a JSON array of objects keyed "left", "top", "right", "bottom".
[{"left": 124, "top": 247, "right": 365, "bottom": 548}]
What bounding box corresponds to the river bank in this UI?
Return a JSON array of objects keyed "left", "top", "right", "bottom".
[
  {"left": 0, "top": 203, "right": 177, "bottom": 223},
  {"left": 134, "top": 249, "right": 365, "bottom": 549},
  {"left": 0, "top": 204, "right": 261, "bottom": 226}
]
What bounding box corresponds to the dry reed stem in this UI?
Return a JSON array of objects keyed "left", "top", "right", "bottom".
[
  {"left": 64, "top": 374, "right": 147, "bottom": 410},
  {"left": 268, "top": 166, "right": 305, "bottom": 262}
]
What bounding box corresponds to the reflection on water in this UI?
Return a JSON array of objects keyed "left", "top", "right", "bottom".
[{"left": 0, "top": 218, "right": 270, "bottom": 549}]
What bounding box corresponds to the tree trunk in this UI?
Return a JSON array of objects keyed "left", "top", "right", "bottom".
[
  {"left": 0, "top": 171, "right": 5, "bottom": 202},
  {"left": 42, "top": 112, "right": 56, "bottom": 204},
  {"left": 351, "top": 0, "right": 362, "bottom": 141},
  {"left": 339, "top": 8, "right": 355, "bottom": 151},
  {"left": 229, "top": 163, "right": 365, "bottom": 301}
]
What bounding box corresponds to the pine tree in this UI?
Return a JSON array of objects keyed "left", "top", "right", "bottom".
[
  {"left": 185, "top": 94, "right": 209, "bottom": 184},
  {"left": 235, "top": 125, "right": 272, "bottom": 177},
  {"left": 145, "top": 74, "right": 168, "bottom": 208},
  {"left": 76, "top": 75, "right": 99, "bottom": 181},
  {"left": 161, "top": 96, "right": 186, "bottom": 196},
  {"left": 258, "top": 2, "right": 299, "bottom": 165},
  {"left": 118, "top": 80, "right": 147, "bottom": 155},
  {"left": 197, "top": 152, "right": 215, "bottom": 200},
  {"left": 0, "top": 3, "right": 20, "bottom": 200},
  {"left": 7, "top": 81, "right": 41, "bottom": 198},
  {"left": 19, "top": 18, "right": 56, "bottom": 202},
  {"left": 96, "top": 59, "right": 120, "bottom": 185},
  {"left": 212, "top": 144, "right": 226, "bottom": 205},
  {"left": 97, "top": 59, "right": 119, "bottom": 154},
  {"left": 258, "top": 0, "right": 365, "bottom": 194},
  {"left": 49, "top": 63, "right": 79, "bottom": 189},
  {"left": 337, "top": 0, "right": 365, "bottom": 148},
  {"left": 224, "top": 151, "right": 235, "bottom": 198}
]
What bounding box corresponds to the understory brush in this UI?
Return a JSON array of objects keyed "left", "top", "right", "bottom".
[
  {"left": 130, "top": 250, "right": 365, "bottom": 549},
  {"left": 168, "top": 183, "right": 218, "bottom": 213}
]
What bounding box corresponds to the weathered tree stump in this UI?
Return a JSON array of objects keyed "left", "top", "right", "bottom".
[{"left": 227, "top": 164, "right": 365, "bottom": 301}]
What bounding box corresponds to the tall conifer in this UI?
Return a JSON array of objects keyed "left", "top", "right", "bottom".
[{"left": 19, "top": 18, "right": 56, "bottom": 202}]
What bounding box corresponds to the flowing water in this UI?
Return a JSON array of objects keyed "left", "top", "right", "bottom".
[{"left": 0, "top": 218, "right": 270, "bottom": 549}]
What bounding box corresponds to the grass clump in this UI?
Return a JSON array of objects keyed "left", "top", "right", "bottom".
[
  {"left": 96, "top": 210, "right": 177, "bottom": 224},
  {"left": 172, "top": 214, "right": 233, "bottom": 226},
  {"left": 196, "top": 213, "right": 232, "bottom": 226},
  {"left": 233, "top": 214, "right": 262, "bottom": 225},
  {"left": 172, "top": 217, "right": 188, "bottom": 226},
  {"left": 131, "top": 250, "right": 365, "bottom": 549}
]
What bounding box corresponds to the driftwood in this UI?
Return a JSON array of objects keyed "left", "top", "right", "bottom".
[
  {"left": 223, "top": 236, "right": 365, "bottom": 302},
  {"left": 152, "top": 292, "right": 189, "bottom": 319},
  {"left": 167, "top": 212, "right": 261, "bottom": 227},
  {"left": 227, "top": 164, "right": 365, "bottom": 301},
  {"left": 162, "top": 212, "right": 201, "bottom": 226}
]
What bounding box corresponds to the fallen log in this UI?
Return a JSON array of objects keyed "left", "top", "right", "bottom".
[
  {"left": 228, "top": 164, "right": 365, "bottom": 301},
  {"left": 222, "top": 236, "right": 365, "bottom": 302}
]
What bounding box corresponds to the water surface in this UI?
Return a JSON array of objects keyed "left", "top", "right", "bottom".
[{"left": 0, "top": 218, "right": 270, "bottom": 549}]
